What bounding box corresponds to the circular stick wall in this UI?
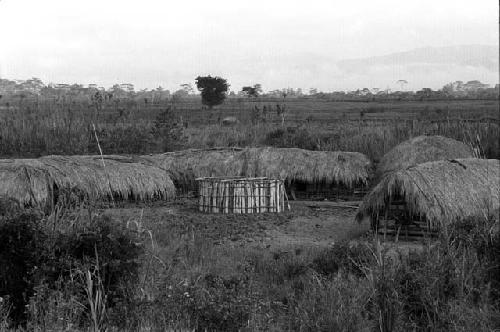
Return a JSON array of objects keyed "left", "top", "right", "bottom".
[{"left": 196, "top": 177, "right": 287, "bottom": 213}]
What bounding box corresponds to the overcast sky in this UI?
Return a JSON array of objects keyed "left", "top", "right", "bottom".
[{"left": 0, "top": 0, "right": 498, "bottom": 91}]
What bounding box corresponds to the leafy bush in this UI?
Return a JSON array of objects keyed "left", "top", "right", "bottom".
[
  {"left": 0, "top": 212, "right": 45, "bottom": 324},
  {"left": 0, "top": 211, "right": 144, "bottom": 329},
  {"left": 143, "top": 273, "right": 254, "bottom": 331},
  {"left": 312, "top": 242, "right": 374, "bottom": 277},
  {"left": 151, "top": 106, "right": 186, "bottom": 151},
  {"left": 264, "top": 127, "right": 319, "bottom": 150},
  {"left": 92, "top": 125, "right": 155, "bottom": 154},
  {"left": 394, "top": 219, "right": 500, "bottom": 331}
]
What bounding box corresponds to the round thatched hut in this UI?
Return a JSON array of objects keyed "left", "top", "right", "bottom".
[
  {"left": 356, "top": 158, "right": 500, "bottom": 240},
  {"left": 0, "top": 155, "right": 176, "bottom": 209},
  {"left": 143, "top": 147, "right": 373, "bottom": 200},
  {"left": 376, "top": 135, "right": 474, "bottom": 178}
]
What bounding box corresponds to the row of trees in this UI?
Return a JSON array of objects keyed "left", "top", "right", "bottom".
[{"left": 1, "top": 77, "right": 498, "bottom": 104}]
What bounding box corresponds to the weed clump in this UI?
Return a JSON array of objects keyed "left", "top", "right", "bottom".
[{"left": 0, "top": 211, "right": 143, "bottom": 329}]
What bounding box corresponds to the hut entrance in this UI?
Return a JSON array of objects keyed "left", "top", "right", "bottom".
[
  {"left": 287, "top": 180, "right": 368, "bottom": 201},
  {"left": 374, "top": 195, "right": 437, "bottom": 241},
  {"left": 196, "top": 177, "right": 288, "bottom": 213}
]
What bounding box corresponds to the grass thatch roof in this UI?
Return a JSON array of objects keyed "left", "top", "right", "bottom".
[
  {"left": 356, "top": 158, "right": 500, "bottom": 229},
  {"left": 0, "top": 155, "right": 175, "bottom": 208},
  {"left": 241, "top": 147, "right": 372, "bottom": 186},
  {"left": 0, "top": 160, "right": 52, "bottom": 207},
  {"left": 377, "top": 135, "right": 474, "bottom": 177},
  {"left": 141, "top": 148, "right": 245, "bottom": 184},
  {"left": 143, "top": 147, "right": 372, "bottom": 189}
]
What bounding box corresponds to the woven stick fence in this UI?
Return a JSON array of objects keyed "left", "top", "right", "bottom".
[{"left": 196, "top": 177, "right": 289, "bottom": 213}]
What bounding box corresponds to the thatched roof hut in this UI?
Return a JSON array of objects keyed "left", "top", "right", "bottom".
[
  {"left": 356, "top": 158, "right": 500, "bottom": 230},
  {"left": 0, "top": 155, "right": 175, "bottom": 208},
  {"left": 241, "top": 147, "right": 372, "bottom": 186},
  {"left": 142, "top": 147, "right": 373, "bottom": 192},
  {"left": 377, "top": 135, "right": 474, "bottom": 178}
]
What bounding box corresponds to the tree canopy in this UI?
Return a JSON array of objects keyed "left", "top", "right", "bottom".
[
  {"left": 241, "top": 84, "right": 262, "bottom": 97},
  {"left": 195, "top": 75, "right": 229, "bottom": 109}
]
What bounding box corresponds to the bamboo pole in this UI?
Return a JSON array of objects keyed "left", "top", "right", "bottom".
[
  {"left": 224, "top": 181, "right": 229, "bottom": 213},
  {"left": 276, "top": 181, "right": 280, "bottom": 212},
  {"left": 198, "top": 180, "right": 203, "bottom": 212},
  {"left": 243, "top": 182, "right": 247, "bottom": 213},
  {"left": 242, "top": 181, "right": 247, "bottom": 213},
  {"left": 234, "top": 182, "right": 240, "bottom": 213},
  {"left": 281, "top": 182, "right": 285, "bottom": 211},
  {"left": 215, "top": 181, "right": 221, "bottom": 213},
  {"left": 262, "top": 181, "right": 265, "bottom": 212},
  {"left": 249, "top": 181, "right": 254, "bottom": 213},
  {"left": 268, "top": 181, "right": 276, "bottom": 212},
  {"left": 202, "top": 180, "right": 206, "bottom": 212},
  {"left": 238, "top": 182, "right": 243, "bottom": 214},
  {"left": 212, "top": 181, "right": 217, "bottom": 213},
  {"left": 252, "top": 180, "right": 256, "bottom": 212}
]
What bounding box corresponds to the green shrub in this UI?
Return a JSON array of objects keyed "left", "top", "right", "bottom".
[
  {"left": 264, "top": 127, "right": 319, "bottom": 150},
  {"left": 0, "top": 212, "right": 45, "bottom": 324},
  {"left": 312, "top": 242, "right": 374, "bottom": 277},
  {"left": 0, "top": 211, "right": 144, "bottom": 329},
  {"left": 143, "top": 273, "right": 254, "bottom": 331}
]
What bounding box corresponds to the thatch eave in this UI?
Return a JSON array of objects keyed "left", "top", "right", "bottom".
[{"left": 357, "top": 158, "right": 500, "bottom": 229}]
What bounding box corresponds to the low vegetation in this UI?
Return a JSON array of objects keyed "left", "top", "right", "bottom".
[{"left": 0, "top": 201, "right": 499, "bottom": 331}]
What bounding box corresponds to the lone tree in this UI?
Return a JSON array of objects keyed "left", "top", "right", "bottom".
[
  {"left": 241, "top": 84, "right": 262, "bottom": 97},
  {"left": 396, "top": 79, "right": 408, "bottom": 91},
  {"left": 195, "top": 75, "right": 229, "bottom": 109}
]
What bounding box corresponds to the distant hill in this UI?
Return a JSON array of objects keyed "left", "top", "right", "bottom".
[
  {"left": 337, "top": 45, "right": 498, "bottom": 72},
  {"left": 334, "top": 45, "right": 498, "bottom": 89}
]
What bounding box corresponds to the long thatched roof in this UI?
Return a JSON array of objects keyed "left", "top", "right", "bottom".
[
  {"left": 356, "top": 158, "right": 500, "bottom": 229},
  {"left": 241, "top": 147, "right": 372, "bottom": 186},
  {"left": 0, "top": 155, "right": 175, "bottom": 208},
  {"left": 142, "top": 147, "right": 373, "bottom": 188},
  {"left": 0, "top": 161, "right": 53, "bottom": 207},
  {"left": 141, "top": 148, "right": 246, "bottom": 186},
  {"left": 377, "top": 135, "right": 474, "bottom": 177}
]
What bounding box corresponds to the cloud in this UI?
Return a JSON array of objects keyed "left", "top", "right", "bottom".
[{"left": 1, "top": 1, "right": 498, "bottom": 91}]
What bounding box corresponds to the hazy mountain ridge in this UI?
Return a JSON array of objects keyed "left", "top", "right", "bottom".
[
  {"left": 324, "top": 45, "right": 498, "bottom": 89},
  {"left": 337, "top": 45, "right": 499, "bottom": 72}
]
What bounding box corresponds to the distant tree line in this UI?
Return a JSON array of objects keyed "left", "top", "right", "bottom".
[{"left": 0, "top": 77, "right": 498, "bottom": 103}]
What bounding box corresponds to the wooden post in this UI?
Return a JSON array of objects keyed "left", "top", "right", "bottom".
[
  {"left": 198, "top": 181, "right": 201, "bottom": 211},
  {"left": 253, "top": 180, "right": 259, "bottom": 212},
  {"left": 384, "top": 209, "right": 388, "bottom": 242},
  {"left": 224, "top": 181, "right": 229, "bottom": 213},
  {"left": 235, "top": 182, "right": 241, "bottom": 214}
]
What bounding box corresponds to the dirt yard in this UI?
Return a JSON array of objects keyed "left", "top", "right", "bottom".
[{"left": 103, "top": 199, "right": 370, "bottom": 250}]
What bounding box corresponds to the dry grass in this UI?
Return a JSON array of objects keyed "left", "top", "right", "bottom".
[
  {"left": 356, "top": 158, "right": 500, "bottom": 230},
  {"left": 242, "top": 147, "right": 372, "bottom": 186},
  {"left": 1, "top": 97, "right": 498, "bottom": 163},
  {"left": 376, "top": 135, "right": 474, "bottom": 177},
  {"left": 0, "top": 161, "right": 52, "bottom": 207},
  {"left": 0, "top": 155, "right": 175, "bottom": 208},
  {"left": 143, "top": 147, "right": 373, "bottom": 192}
]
